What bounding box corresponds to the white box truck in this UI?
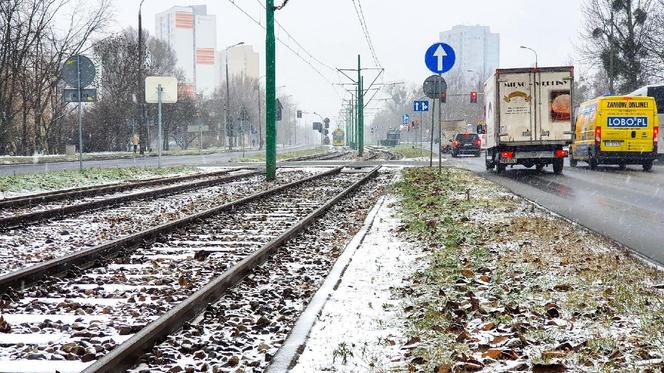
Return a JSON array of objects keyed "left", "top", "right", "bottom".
[{"left": 484, "top": 67, "right": 574, "bottom": 174}]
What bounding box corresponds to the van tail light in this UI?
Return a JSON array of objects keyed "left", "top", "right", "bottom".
[
  {"left": 555, "top": 149, "right": 568, "bottom": 158},
  {"left": 475, "top": 138, "right": 481, "bottom": 146},
  {"left": 452, "top": 140, "right": 460, "bottom": 147},
  {"left": 501, "top": 151, "right": 514, "bottom": 159},
  {"left": 654, "top": 127, "right": 659, "bottom": 145},
  {"left": 595, "top": 126, "right": 602, "bottom": 144}
]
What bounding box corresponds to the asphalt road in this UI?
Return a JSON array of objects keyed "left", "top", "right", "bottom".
[
  {"left": 441, "top": 152, "right": 664, "bottom": 265},
  {"left": 0, "top": 145, "right": 315, "bottom": 176}
]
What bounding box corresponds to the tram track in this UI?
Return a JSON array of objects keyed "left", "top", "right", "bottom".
[
  {"left": 0, "top": 169, "right": 319, "bottom": 277},
  {"left": 0, "top": 168, "right": 249, "bottom": 210},
  {"left": 0, "top": 166, "right": 380, "bottom": 372},
  {"left": 0, "top": 169, "right": 259, "bottom": 229}
]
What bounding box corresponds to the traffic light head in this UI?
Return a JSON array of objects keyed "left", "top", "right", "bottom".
[{"left": 470, "top": 91, "right": 478, "bottom": 103}]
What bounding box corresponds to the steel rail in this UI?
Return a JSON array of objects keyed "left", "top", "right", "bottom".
[
  {"left": 82, "top": 165, "right": 380, "bottom": 373},
  {"left": 0, "top": 170, "right": 262, "bottom": 229},
  {"left": 288, "top": 151, "right": 350, "bottom": 162},
  {"left": 0, "top": 167, "right": 343, "bottom": 293},
  {"left": 0, "top": 168, "right": 253, "bottom": 210}
]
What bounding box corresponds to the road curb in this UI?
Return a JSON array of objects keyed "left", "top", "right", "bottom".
[{"left": 266, "top": 194, "right": 388, "bottom": 372}]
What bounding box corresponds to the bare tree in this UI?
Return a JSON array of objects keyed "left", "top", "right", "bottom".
[
  {"left": 0, "top": 0, "right": 110, "bottom": 155},
  {"left": 580, "top": 0, "right": 659, "bottom": 93}
]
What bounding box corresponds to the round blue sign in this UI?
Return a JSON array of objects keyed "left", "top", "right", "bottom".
[{"left": 424, "top": 43, "right": 456, "bottom": 74}]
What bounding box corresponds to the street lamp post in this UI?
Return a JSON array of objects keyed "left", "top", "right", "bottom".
[
  {"left": 520, "top": 45, "right": 538, "bottom": 68},
  {"left": 224, "top": 42, "right": 245, "bottom": 150},
  {"left": 138, "top": 0, "right": 146, "bottom": 155}
]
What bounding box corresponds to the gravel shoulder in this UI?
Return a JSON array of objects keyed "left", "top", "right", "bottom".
[{"left": 394, "top": 167, "right": 664, "bottom": 372}]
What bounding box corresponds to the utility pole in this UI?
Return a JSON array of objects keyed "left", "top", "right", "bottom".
[
  {"left": 265, "top": 0, "right": 277, "bottom": 180},
  {"left": 138, "top": 0, "right": 146, "bottom": 155}
]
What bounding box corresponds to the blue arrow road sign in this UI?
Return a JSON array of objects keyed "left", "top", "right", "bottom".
[
  {"left": 414, "top": 100, "right": 429, "bottom": 112},
  {"left": 402, "top": 114, "right": 410, "bottom": 125},
  {"left": 425, "top": 42, "right": 456, "bottom": 74}
]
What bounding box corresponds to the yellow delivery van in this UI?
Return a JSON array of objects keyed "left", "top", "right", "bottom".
[{"left": 570, "top": 96, "right": 659, "bottom": 171}]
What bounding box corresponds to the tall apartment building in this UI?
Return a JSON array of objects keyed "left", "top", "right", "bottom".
[
  {"left": 218, "top": 45, "right": 260, "bottom": 83},
  {"left": 155, "top": 5, "right": 219, "bottom": 96},
  {"left": 439, "top": 25, "right": 500, "bottom": 79}
]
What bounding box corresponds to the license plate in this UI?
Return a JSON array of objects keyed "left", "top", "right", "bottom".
[
  {"left": 501, "top": 158, "right": 517, "bottom": 164},
  {"left": 604, "top": 140, "right": 622, "bottom": 147},
  {"left": 464, "top": 144, "right": 473, "bottom": 147}
]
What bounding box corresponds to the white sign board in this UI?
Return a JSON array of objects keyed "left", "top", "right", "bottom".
[
  {"left": 145, "top": 76, "right": 178, "bottom": 104},
  {"left": 188, "top": 125, "right": 210, "bottom": 133}
]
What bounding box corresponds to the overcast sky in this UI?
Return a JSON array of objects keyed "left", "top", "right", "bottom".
[{"left": 108, "top": 0, "right": 585, "bottom": 123}]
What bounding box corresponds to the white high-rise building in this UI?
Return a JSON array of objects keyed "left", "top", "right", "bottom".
[
  {"left": 155, "top": 5, "right": 218, "bottom": 96},
  {"left": 219, "top": 45, "right": 260, "bottom": 83},
  {"left": 439, "top": 25, "right": 500, "bottom": 79}
]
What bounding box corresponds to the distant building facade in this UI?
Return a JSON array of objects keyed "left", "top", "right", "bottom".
[
  {"left": 155, "top": 5, "right": 219, "bottom": 96},
  {"left": 219, "top": 45, "right": 260, "bottom": 83},
  {"left": 439, "top": 25, "right": 500, "bottom": 79}
]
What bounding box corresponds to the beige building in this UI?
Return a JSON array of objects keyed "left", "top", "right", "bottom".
[
  {"left": 219, "top": 44, "right": 260, "bottom": 82},
  {"left": 155, "top": 5, "right": 219, "bottom": 96}
]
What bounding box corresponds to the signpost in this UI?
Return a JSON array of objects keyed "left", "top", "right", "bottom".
[
  {"left": 62, "top": 55, "right": 96, "bottom": 171},
  {"left": 145, "top": 76, "right": 178, "bottom": 168},
  {"left": 424, "top": 42, "right": 456, "bottom": 75},
  {"left": 422, "top": 41, "right": 455, "bottom": 171},
  {"left": 413, "top": 100, "right": 429, "bottom": 112}
]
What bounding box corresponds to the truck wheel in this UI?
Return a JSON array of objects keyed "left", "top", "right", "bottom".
[
  {"left": 485, "top": 159, "right": 495, "bottom": 170},
  {"left": 496, "top": 163, "right": 506, "bottom": 174},
  {"left": 553, "top": 159, "right": 564, "bottom": 174},
  {"left": 618, "top": 162, "right": 626, "bottom": 170},
  {"left": 569, "top": 154, "right": 577, "bottom": 168},
  {"left": 643, "top": 160, "right": 654, "bottom": 171},
  {"left": 589, "top": 157, "right": 598, "bottom": 170}
]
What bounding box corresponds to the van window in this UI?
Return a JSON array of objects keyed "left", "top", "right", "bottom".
[{"left": 648, "top": 86, "right": 664, "bottom": 114}]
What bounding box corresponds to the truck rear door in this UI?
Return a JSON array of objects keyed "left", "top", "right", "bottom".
[
  {"left": 535, "top": 69, "right": 573, "bottom": 143},
  {"left": 498, "top": 71, "right": 534, "bottom": 143}
]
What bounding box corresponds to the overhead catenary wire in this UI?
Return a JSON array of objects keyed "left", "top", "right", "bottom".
[
  {"left": 254, "top": 0, "right": 336, "bottom": 73},
  {"left": 226, "top": 0, "right": 342, "bottom": 99},
  {"left": 350, "top": 0, "right": 381, "bottom": 68}
]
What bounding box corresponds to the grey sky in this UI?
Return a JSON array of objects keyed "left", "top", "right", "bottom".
[{"left": 108, "top": 0, "right": 584, "bottom": 123}]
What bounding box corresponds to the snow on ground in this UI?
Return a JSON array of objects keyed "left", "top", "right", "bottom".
[{"left": 289, "top": 195, "right": 426, "bottom": 372}]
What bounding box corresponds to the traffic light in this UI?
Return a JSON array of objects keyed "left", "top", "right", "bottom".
[
  {"left": 470, "top": 91, "right": 478, "bottom": 103},
  {"left": 297, "top": 110, "right": 302, "bottom": 119},
  {"left": 440, "top": 91, "right": 447, "bottom": 103}
]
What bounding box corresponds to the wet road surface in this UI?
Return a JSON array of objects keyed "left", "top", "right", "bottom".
[{"left": 445, "top": 154, "right": 664, "bottom": 265}]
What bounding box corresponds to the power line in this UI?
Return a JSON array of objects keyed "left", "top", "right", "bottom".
[
  {"left": 226, "top": 0, "right": 341, "bottom": 97},
  {"left": 350, "top": 0, "right": 381, "bottom": 68},
  {"left": 254, "top": 0, "right": 336, "bottom": 72}
]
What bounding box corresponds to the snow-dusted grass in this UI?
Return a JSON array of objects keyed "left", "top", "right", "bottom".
[
  {"left": 238, "top": 148, "right": 329, "bottom": 162},
  {"left": 394, "top": 167, "right": 664, "bottom": 372},
  {"left": 392, "top": 144, "right": 432, "bottom": 159},
  {"left": 0, "top": 166, "right": 195, "bottom": 194}
]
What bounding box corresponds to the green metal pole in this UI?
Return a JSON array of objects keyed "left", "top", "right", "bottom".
[
  {"left": 265, "top": 0, "right": 276, "bottom": 181},
  {"left": 346, "top": 106, "right": 353, "bottom": 146},
  {"left": 358, "top": 75, "right": 364, "bottom": 157},
  {"left": 350, "top": 95, "right": 355, "bottom": 149}
]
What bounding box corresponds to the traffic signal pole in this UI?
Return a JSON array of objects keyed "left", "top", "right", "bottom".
[{"left": 265, "top": 0, "right": 276, "bottom": 181}]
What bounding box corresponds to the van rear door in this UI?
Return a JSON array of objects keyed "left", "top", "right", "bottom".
[{"left": 600, "top": 97, "right": 654, "bottom": 153}]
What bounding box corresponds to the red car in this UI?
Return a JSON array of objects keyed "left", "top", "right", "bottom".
[{"left": 450, "top": 133, "right": 481, "bottom": 157}]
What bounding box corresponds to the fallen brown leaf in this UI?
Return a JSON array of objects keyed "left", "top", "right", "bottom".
[
  {"left": 482, "top": 348, "right": 502, "bottom": 359},
  {"left": 532, "top": 363, "right": 566, "bottom": 372}
]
